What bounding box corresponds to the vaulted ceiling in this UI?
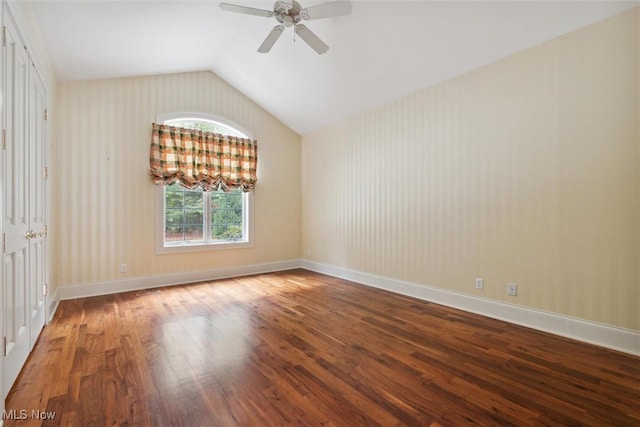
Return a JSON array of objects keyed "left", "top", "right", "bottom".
[{"left": 31, "top": 1, "right": 637, "bottom": 135}]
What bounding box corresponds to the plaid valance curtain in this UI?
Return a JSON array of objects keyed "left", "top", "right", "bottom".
[{"left": 149, "top": 123, "right": 258, "bottom": 192}]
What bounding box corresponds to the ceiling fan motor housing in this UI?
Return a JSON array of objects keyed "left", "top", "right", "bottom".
[{"left": 275, "top": 1, "right": 303, "bottom": 27}]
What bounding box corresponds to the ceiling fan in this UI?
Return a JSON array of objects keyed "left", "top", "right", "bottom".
[{"left": 219, "top": 1, "right": 352, "bottom": 54}]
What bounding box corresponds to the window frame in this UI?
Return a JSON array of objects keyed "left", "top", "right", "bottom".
[{"left": 155, "top": 112, "right": 255, "bottom": 254}]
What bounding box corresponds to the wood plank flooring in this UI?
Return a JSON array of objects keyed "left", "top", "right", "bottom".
[{"left": 5, "top": 269, "right": 640, "bottom": 426}]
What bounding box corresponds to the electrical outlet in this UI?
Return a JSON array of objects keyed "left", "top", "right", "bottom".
[
  {"left": 475, "top": 278, "right": 484, "bottom": 290},
  {"left": 507, "top": 283, "right": 517, "bottom": 296},
  {"left": 120, "top": 263, "right": 127, "bottom": 273}
]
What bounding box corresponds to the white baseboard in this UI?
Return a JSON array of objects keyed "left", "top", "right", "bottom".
[
  {"left": 300, "top": 260, "right": 640, "bottom": 356},
  {"left": 58, "top": 259, "right": 301, "bottom": 300},
  {"left": 53, "top": 257, "right": 639, "bottom": 356},
  {"left": 47, "top": 287, "right": 60, "bottom": 323}
]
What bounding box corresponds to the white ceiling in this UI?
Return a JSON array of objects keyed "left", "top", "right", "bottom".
[{"left": 31, "top": 1, "right": 638, "bottom": 135}]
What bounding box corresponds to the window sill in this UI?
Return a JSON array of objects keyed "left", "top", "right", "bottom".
[{"left": 156, "top": 240, "right": 254, "bottom": 255}]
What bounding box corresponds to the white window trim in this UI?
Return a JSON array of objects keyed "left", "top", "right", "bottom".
[
  {"left": 155, "top": 187, "right": 254, "bottom": 254},
  {"left": 154, "top": 113, "right": 255, "bottom": 254}
]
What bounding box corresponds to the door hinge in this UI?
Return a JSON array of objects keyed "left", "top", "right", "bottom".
[
  {"left": 44, "top": 108, "right": 48, "bottom": 121},
  {"left": 3, "top": 337, "right": 6, "bottom": 357},
  {"left": 2, "top": 128, "right": 5, "bottom": 150},
  {"left": 43, "top": 166, "right": 48, "bottom": 179},
  {"left": 2, "top": 233, "right": 5, "bottom": 254},
  {"left": 43, "top": 284, "right": 48, "bottom": 296},
  {"left": 2, "top": 26, "right": 6, "bottom": 48}
]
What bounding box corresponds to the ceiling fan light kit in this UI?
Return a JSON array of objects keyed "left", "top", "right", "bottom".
[{"left": 219, "top": 0, "right": 352, "bottom": 54}]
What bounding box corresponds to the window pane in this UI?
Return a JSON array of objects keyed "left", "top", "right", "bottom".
[
  {"left": 165, "top": 226, "right": 185, "bottom": 243},
  {"left": 184, "top": 224, "right": 204, "bottom": 241},
  {"left": 165, "top": 210, "right": 184, "bottom": 228},
  {"left": 165, "top": 185, "right": 185, "bottom": 208},
  {"left": 164, "top": 186, "right": 204, "bottom": 244},
  {"left": 210, "top": 189, "right": 244, "bottom": 241},
  {"left": 212, "top": 225, "right": 243, "bottom": 241},
  {"left": 165, "top": 119, "right": 247, "bottom": 138},
  {"left": 210, "top": 193, "right": 224, "bottom": 209},
  {"left": 183, "top": 190, "right": 203, "bottom": 209},
  {"left": 185, "top": 209, "right": 203, "bottom": 224}
]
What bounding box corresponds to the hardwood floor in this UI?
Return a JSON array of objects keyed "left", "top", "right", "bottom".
[{"left": 5, "top": 269, "right": 639, "bottom": 426}]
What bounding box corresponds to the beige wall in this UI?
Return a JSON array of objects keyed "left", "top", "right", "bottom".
[
  {"left": 302, "top": 8, "right": 640, "bottom": 331},
  {"left": 54, "top": 71, "right": 301, "bottom": 289}
]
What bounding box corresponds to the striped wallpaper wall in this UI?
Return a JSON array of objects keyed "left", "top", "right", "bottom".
[
  {"left": 54, "top": 71, "right": 301, "bottom": 288},
  {"left": 51, "top": 9, "right": 639, "bottom": 332},
  {"left": 302, "top": 8, "right": 639, "bottom": 330}
]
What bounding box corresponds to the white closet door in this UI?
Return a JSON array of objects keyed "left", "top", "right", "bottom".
[{"left": 2, "top": 16, "right": 32, "bottom": 395}]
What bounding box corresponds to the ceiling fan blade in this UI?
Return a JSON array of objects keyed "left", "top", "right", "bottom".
[
  {"left": 219, "top": 3, "right": 274, "bottom": 18},
  {"left": 258, "top": 25, "right": 285, "bottom": 53},
  {"left": 301, "top": 1, "right": 351, "bottom": 20},
  {"left": 295, "top": 24, "right": 329, "bottom": 55}
]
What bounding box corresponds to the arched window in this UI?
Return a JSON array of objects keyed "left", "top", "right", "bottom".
[
  {"left": 163, "top": 113, "right": 252, "bottom": 139},
  {"left": 155, "top": 114, "right": 254, "bottom": 253}
]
